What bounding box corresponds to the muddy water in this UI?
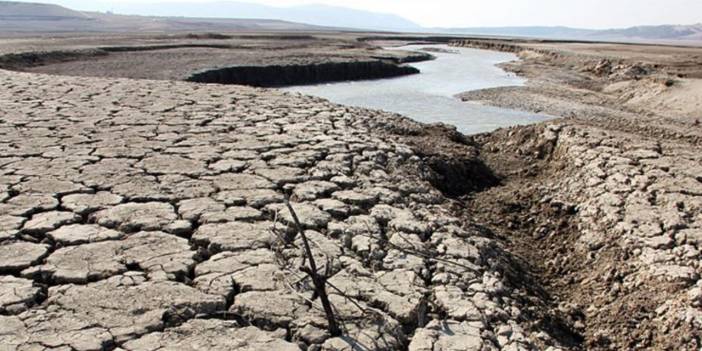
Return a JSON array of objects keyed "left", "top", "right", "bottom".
[{"left": 282, "top": 44, "right": 552, "bottom": 135}]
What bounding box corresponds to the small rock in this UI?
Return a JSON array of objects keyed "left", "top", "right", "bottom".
[
  {"left": 210, "top": 173, "right": 275, "bottom": 190},
  {"left": 292, "top": 181, "right": 340, "bottom": 201},
  {"left": 177, "top": 197, "right": 225, "bottom": 222},
  {"left": 266, "top": 202, "right": 331, "bottom": 230},
  {"left": 24, "top": 231, "right": 196, "bottom": 283},
  {"left": 208, "top": 159, "right": 247, "bottom": 172},
  {"left": 0, "top": 276, "right": 41, "bottom": 314},
  {"left": 192, "top": 221, "right": 277, "bottom": 254},
  {"left": 91, "top": 202, "right": 178, "bottom": 232},
  {"left": 122, "top": 320, "right": 299, "bottom": 350},
  {"left": 139, "top": 155, "right": 206, "bottom": 175},
  {"left": 313, "top": 198, "right": 350, "bottom": 218},
  {"left": 200, "top": 206, "right": 263, "bottom": 223},
  {"left": 214, "top": 189, "right": 283, "bottom": 207},
  {"left": 332, "top": 190, "right": 377, "bottom": 207}
]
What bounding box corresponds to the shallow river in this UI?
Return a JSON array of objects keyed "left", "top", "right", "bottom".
[{"left": 282, "top": 44, "right": 552, "bottom": 135}]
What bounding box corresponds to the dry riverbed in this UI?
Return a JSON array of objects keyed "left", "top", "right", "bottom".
[
  {"left": 0, "top": 32, "right": 700, "bottom": 350},
  {"left": 0, "top": 68, "right": 570, "bottom": 351}
]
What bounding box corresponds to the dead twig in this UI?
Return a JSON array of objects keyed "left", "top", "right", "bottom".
[{"left": 286, "top": 199, "right": 342, "bottom": 337}]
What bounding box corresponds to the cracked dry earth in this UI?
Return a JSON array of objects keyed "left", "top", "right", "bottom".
[
  {"left": 473, "top": 123, "right": 702, "bottom": 349},
  {"left": 0, "top": 70, "right": 569, "bottom": 351},
  {"left": 543, "top": 125, "right": 702, "bottom": 348}
]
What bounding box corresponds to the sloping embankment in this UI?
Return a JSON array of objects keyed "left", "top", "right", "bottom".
[
  {"left": 449, "top": 36, "right": 702, "bottom": 349},
  {"left": 185, "top": 61, "right": 420, "bottom": 87},
  {"left": 466, "top": 120, "right": 702, "bottom": 350},
  {"left": 0, "top": 45, "right": 425, "bottom": 88}
]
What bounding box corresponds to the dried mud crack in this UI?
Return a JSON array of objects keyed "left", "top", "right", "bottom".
[
  {"left": 1, "top": 69, "right": 577, "bottom": 350},
  {"left": 465, "top": 123, "right": 702, "bottom": 350}
]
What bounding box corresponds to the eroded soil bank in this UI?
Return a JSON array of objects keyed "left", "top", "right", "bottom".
[
  {"left": 450, "top": 38, "right": 702, "bottom": 350},
  {"left": 0, "top": 34, "right": 432, "bottom": 84},
  {"left": 186, "top": 60, "right": 419, "bottom": 87}
]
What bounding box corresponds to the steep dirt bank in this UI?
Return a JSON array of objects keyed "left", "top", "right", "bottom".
[
  {"left": 0, "top": 49, "right": 107, "bottom": 70},
  {"left": 0, "top": 44, "right": 246, "bottom": 71},
  {"left": 186, "top": 60, "right": 420, "bottom": 87},
  {"left": 446, "top": 38, "right": 702, "bottom": 350},
  {"left": 463, "top": 120, "right": 702, "bottom": 350}
]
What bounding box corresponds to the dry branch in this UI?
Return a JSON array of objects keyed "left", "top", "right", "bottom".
[{"left": 285, "top": 199, "right": 342, "bottom": 337}]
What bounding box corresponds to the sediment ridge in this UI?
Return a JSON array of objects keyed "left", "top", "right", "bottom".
[
  {"left": 0, "top": 41, "right": 430, "bottom": 87},
  {"left": 0, "top": 49, "right": 107, "bottom": 70},
  {"left": 0, "top": 44, "right": 237, "bottom": 71}
]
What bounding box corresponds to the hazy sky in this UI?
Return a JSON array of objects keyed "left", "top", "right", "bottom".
[{"left": 33, "top": 0, "right": 702, "bottom": 28}]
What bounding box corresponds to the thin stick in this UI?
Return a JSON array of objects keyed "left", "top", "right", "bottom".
[{"left": 286, "top": 199, "right": 342, "bottom": 337}]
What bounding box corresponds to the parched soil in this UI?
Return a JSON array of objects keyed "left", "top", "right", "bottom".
[
  {"left": 0, "top": 32, "right": 700, "bottom": 350},
  {"left": 454, "top": 39, "right": 702, "bottom": 143},
  {"left": 0, "top": 68, "right": 585, "bottom": 350},
  {"left": 462, "top": 124, "right": 701, "bottom": 350}
]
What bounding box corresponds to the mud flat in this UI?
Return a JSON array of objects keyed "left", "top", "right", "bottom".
[
  {"left": 0, "top": 33, "right": 431, "bottom": 83},
  {"left": 0, "top": 67, "right": 586, "bottom": 350}
]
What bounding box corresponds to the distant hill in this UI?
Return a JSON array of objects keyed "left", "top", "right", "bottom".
[
  {"left": 0, "top": 0, "right": 88, "bottom": 19},
  {"left": 435, "top": 26, "right": 597, "bottom": 40},
  {"left": 84, "top": 1, "right": 421, "bottom": 31},
  {"left": 435, "top": 24, "right": 702, "bottom": 43},
  {"left": 2, "top": 0, "right": 701, "bottom": 45},
  {"left": 595, "top": 24, "right": 702, "bottom": 41},
  {"left": 0, "top": 1, "right": 328, "bottom": 33}
]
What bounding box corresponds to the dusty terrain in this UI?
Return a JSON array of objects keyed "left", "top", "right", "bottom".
[
  {"left": 0, "top": 32, "right": 700, "bottom": 351},
  {"left": 455, "top": 39, "right": 702, "bottom": 142}
]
